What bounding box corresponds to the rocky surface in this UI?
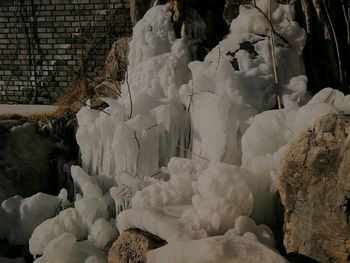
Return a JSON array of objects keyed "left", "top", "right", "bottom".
[
  {"left": 108, "top": 228, "right": 167, "bottom": 263},
  {"left": 0, "top": 123, "right": 56, "bottom": 201},
  {"left": 0, "top": 109, "right": 79, "bottom": 202},
  {"left": 279, "top": 113, "right": 350, "bottom": 263}
]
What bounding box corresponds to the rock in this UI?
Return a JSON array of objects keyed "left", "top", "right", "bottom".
[
  {"left": 108, "top": 228, "right": 167, "bottom": 263},
  {"left": 103, "top": 37, "right": 131, "bottom": 82},
  {"left": 223, "top": 0, "right": 252, "bottom": 25},
  {"left": 279, "top": 113, "right": 350, "bottom": 263},
  {"left": 0, "top": 123, "right": 57, "bottom": 200}
]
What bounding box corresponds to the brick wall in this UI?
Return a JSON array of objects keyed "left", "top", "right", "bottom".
[{"left": 0, "top": 0, "right": 131, "bottom": 104}]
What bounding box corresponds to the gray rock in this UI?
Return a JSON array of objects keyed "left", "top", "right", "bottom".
[{"left": 279, "top": 113, "right": 350, "bottom": 263}]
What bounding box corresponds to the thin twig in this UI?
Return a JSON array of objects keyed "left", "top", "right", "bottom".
[
  {"left": 324, "top": 89, "right": 335, "bottom": 103},
  {"left": 216, "top": 45, "right": 221, "bottom": 71},
  {"left": 253, "top": 0, "right": 282, "bottom": 109},
  {"left": 321, "top": 0, "right": 344, "bottom": 89},
  {"left": 146, "top": 123, "right": 158, "bottom": 130},
  {"left": 133, "top": 130, "right": 141, "bottom": 171},
  {"left": 176, "top": 144, "right": 209, "bottom": 162},
  {"left": 268, "top": 0, "right": 282, "bottom": 109},
  {"left": 126, "top": 70, "right": 133, "bottom": 119},
  {"left": 116, "top": 185, "right": 128, "bottom": 197},
  {"left": 150, "top": 171, "right": 162, "bottom": 177},
  {"left": 341, "top": 0, "right": 350, "bottom": 45}
]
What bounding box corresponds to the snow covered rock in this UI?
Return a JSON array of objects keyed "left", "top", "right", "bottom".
[
  {"left": 108, "top": 228, "right": 166, "bottom": 263},
  {"left": 1, "top": 191, "right": 68, "bottom": 245},
  {"left": 279, "top": 113, "right": 350, "bottom": 263},
  {"left": 29, "top": 207, "right": 88, "bottom": 256},
  {"left": 29, "top": 166, "right": 111, "bottom": 258},
  {"left": 147, "top": 235, "right": 288, "bottom": 263}
]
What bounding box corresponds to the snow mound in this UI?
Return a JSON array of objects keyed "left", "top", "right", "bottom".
[
  {"left": 33, "top": 233, "right": 107, "bottom": 263},
  {"left": 118, "top": 159, "right": 258, "bottom": 240},
  {"left": 147, "top": 235, "right": 288, "bottom": 263}
]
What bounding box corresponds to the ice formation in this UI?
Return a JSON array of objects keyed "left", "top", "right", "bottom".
[
  {"left": 24, "top": 1, "right": 350, "bottom": 263},
  {"left": 177, "top": 0, "right": 308, "bottom": 166},
  {"left": 75, "top": 4, "right": 196, "bottom": 214}
]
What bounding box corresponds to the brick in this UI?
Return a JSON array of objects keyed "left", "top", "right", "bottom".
[
  {"left": 52, "top": 0, "right": 71, "bottom": 4},
  {"left": 0, "top": 27, "right": 10, "bottom": 33},
  {"left": 40, "top": 11, "right": 52, "bottom": 16},
  {"left": 55, "top": 44, "right": 71, "bottom": 49},
  {"left": 38, "top": 33, "right": 52, "bottom": 38},
  {"left": 0, "top": 39, "right": 10, "bottom": 44},
  {"left": 65, "top": 4, "right": 75, "bottom": 10},
  {"left": 55, "top": 16, "right": 65, "bottom": 22},
  {"left": 56, "top": 27, "right": 65, "bottom": 33}
]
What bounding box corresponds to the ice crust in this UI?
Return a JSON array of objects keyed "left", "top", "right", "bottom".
[{"left": 23, "top": 1, "right": 350, "bottom": 263}]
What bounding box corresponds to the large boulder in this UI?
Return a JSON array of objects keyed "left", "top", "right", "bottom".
[
  {"left": 108, "top": 228, "right": 167, "bottom": 263},
  {"left": 279, "top": 113, "right": 350, "bottom": 263}
]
